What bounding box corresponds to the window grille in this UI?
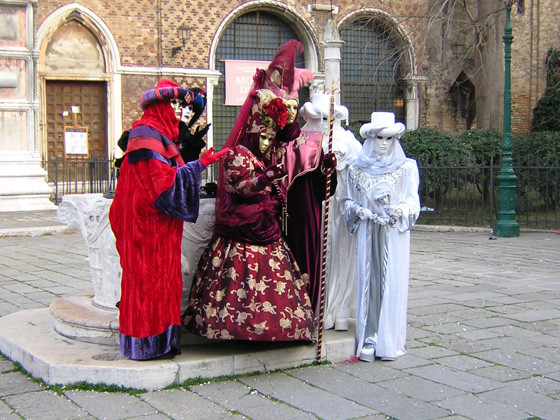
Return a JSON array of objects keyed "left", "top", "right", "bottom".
[{"left": 340, "top": 18, "right": 405, "bottom": 124}]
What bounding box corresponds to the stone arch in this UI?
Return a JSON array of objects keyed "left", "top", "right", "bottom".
[
  {"left": 338, "top": 9, "right": 421, "bottom": 129},
  {"left": 204, "top": 1, "right": 320, "bottom": 181},
  {"left": 449, "top": 71, "right": 476, "bottom": 130},
  {"left": 209, "top": 1, "right": 319, "bottom": 74},
  {"left": 37, "top": 3, "right": 122, "bottom": 159}
]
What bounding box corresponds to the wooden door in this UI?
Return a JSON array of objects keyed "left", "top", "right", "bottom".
[{"left": 45, "top": 81, "right": 107, "bottom": 159}]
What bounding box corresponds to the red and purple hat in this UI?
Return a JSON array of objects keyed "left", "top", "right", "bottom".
[{"left": 140, "top": 79, "right": 195, "bottom": 109}]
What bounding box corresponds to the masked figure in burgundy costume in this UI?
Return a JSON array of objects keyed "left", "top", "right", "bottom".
[
  {"left": 264, "top": 41, "right": 336, "bottom": 314},
  {"left": 109, "top": 79, "right": 227, "bottom": 360},
  {"left": 183, "top": 69, "right": 315, "bottom": 341}
]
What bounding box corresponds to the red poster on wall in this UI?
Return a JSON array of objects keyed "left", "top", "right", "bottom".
[{"left": 224, "top": 59, "right": 269, "bottom": 106}]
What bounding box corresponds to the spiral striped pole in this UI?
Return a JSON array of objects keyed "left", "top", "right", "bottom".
[{"left": 316, "top": 87, "right": 337, "bottom": 362}]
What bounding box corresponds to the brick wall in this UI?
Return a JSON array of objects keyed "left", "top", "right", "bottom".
[{"left": 37, "top": 0, "right": 560, "bottom": 136}]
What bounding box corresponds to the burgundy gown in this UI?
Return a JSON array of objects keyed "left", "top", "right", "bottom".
[{"left": 184, "top": 144, "right": 315, "bottom": 341}]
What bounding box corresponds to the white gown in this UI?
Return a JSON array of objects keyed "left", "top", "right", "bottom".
[
  {"left": 341, "top": 154, "right": 420, "bottom": 359},
  {"left": 322, "top": 122, "right": 362, "bottom": 329}
]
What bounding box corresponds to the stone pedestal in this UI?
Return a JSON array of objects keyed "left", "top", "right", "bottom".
[{"left": 52, "top": 193, "right": 215, "bottom": 345}]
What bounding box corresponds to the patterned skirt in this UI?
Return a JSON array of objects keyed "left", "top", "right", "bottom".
[{"left": 183, "top": 235, "right": 315, "bottom": 341}]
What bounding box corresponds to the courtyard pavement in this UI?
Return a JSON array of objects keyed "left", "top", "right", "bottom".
[{"left": 0, "top": 210, "right": 559, "bottom": 419}]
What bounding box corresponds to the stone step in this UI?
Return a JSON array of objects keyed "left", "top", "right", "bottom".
[{"left": 0, "top": 308, "right": 355, "bottom": 391}]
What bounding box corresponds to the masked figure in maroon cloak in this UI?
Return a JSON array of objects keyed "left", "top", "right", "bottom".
[
  {"left": 266, "top": 41, "right": 337, "bottom": 313},
  {"left": 109, "top": 79, "right": 228, "bottom": 360},
  {"left": 183, "top": 73, "right": 315, "bottom": 341}
]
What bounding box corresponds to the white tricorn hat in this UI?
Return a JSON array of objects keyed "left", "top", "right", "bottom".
[
  {"left": 359, "top": 111, "right": 406, "bottom": 139},
  {"left": 300, "top": 92, "right": 349, "bottom": 123}
]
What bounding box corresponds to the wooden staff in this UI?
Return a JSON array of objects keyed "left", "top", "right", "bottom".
[{"left": 316, "top": 87, "right": 337, "bottom": 362}]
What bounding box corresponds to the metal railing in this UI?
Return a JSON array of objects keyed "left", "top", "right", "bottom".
[
  {"left": 418, "top": 159, "right": 560, "bottom": 230},
  {"left": 41, "top": 157, "right": 560, "bottom": 230},
  {"left": 42, "top": 156, "right": 117, "bottom": 204}
]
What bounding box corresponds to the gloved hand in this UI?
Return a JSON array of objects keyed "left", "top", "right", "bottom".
[
  {"left": 193, "top": 124, "right": 210, "bottom": 141},
  {"left": 199, "top": 147, "right": 230, "bottom": 167},
  {"left": 256, "top": 164, "right": 286, "bottom": 190},
  {"left": 263, "top": 164, "right": 286, "bottom": 181},
  {"left": 357, "top": 207, "right": 374, "bottom": 220},
  {"left": 357, "top": 207, "right": 388, "bottom": 225},
  {"left": 321, "top": 152, "right": 337, "bottom": 173}
]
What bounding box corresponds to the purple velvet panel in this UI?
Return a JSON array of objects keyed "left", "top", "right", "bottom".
[
  {"left": 154, "top": 160, "right": 204, "bottom": 223},
  {"left": 120, "top": 325, "right": 181, "bottom": 360}
]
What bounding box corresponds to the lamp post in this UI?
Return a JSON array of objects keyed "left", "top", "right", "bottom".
[
  {"left": 494, "top": 0, "right": 519, "bottom": 237},
  {"left": 171, "top": 23, "right": 191, "bottom": 58}
]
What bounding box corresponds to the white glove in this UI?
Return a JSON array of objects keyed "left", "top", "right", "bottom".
[{"left": 357, "top": 207, "right": 374, "bottom": 220}]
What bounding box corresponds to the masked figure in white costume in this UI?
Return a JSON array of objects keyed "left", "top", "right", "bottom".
[
  {"left": 300, "top": 93, "right": 362, "bottom": 330},
  {"left": 341, "top": 112, "right": 420, "bottom": 361}
]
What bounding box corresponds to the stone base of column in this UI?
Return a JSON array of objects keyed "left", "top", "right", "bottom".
[{"left": 0, "top": 157, "right": 55, "bottom": 211}]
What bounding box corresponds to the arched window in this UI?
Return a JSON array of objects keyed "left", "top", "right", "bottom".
[
  {"left": 340, "top": 18, "right": 405, "bottom": 124},
  {"left": 213, "top": 11, "right": 305, "bottom": 153}
]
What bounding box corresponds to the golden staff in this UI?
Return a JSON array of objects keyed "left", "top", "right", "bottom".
[{"left": 316, "top": 85, "right": 338, "bottom": 362}]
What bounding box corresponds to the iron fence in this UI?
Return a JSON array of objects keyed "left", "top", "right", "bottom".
[
  {"left": 41, "top": 156, "right": 560, "bottom": 230},
  {"left": 42, "top": 156, "right": 117, "bottom": 204},
  {"left": 418, "top": 159, "right": 560, "bottom": 230}
]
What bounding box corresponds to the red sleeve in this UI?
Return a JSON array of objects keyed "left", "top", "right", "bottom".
[{"left": 133, "top": 158, "right": 177, "bottom": 203}]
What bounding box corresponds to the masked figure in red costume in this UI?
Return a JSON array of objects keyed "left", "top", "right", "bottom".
[
  {"left": 183, "top": 67, "right": 315, "bottom": 341},
  {"left": 109, "top": 79, "right": 228, "bottom": 360}
]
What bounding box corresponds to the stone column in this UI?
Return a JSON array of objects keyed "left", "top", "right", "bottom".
[
  {"left": 0, "top": 0, "right": 54, "bottom": 211},
  {"left": 322, "top": 19, "right": 344, "bottom": 103}
]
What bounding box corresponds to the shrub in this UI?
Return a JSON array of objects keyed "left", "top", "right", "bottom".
[
  {"left": 512, "top": 131, "right": 560, "bottom": 210},
  {"left": 531, "top": 49, "right": 560, "bottom": 132},
  {"left": 400, "top": 127, "right": 475, "bottom": 201}
]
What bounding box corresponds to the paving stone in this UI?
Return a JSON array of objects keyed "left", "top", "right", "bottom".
[
  {"left": 4, "top": 390, "right": 92, "bottom": 419},
  {"left": 0, "top": 399, "right": 16, "bottom": 415},
  {"left": 407, "top": 296, "right": 451, "bottom": 308},
  {"left": 286, "top": 366, "right": 450, "bottom": 420},
  {"left": 408, "top": 344, "right": 459, "bottom": 360},
  {"left": 481, "top": 381, "right": 560, "bottom": 419},
  {"left": 420, "top": 322, "right": 475, "bottom": 335},
  {"left": 470, "top": 365, "right": 532, "bottom": 382},
  {"left": 449, "top": 307, "right": 500, "bottom": 321},
  {"left": 405, "top": 364, "right": 504, "bottom": 393},
  {"left": 239, "top": 371, "right": 376, "bottom": 420},
  {"left": 435, "top": 391, "right": 530, "bottom": 419},
  {"left": 515, "top": 342, "right": 560, "bottom": 362},
  {"left": 505, "top": 376, "right": 560, "bottom": 396},
  {"left": 139, "top": 388, "right": 233, "bottom": 419},
  {"left": 64, "top": 390, "right": 159, "bottom": 419},
  {"left": 436, "top": 355, "right": 494, "bottom": 371},
  {"left": 0, "top": 372, "right": 43, "bottom": 396},
  {"left": 0, "top": 357, "right": 14, "bottom": 372},
  {"left": 377, "top": 374, "right": 464, "bottom": 402},
  {"left": 408, "top": 303, "right": 469, "bottom": 317},
  {"left": 545, "top": 370, "right": 560, "bottom": 382},
  {"left": 193, "top": 380, "right": 315, "bottom": 419},
  {"left": 381, "top": 354, "right": 432, "bottom": 370},
  {"left": 474, "top": 349, "right": 560, "bottom": 375},
  {"left": 406, "top": 325, "right": 434, "bottom": 340},
  {"left": 455, "top": 329, "right": 503, "bottom": 341},
  {"left": 332, "top": 359, "right": 408, "bottom": 382},
  {"left": 421, "top": 336, "right": 499, "bottom": 354},
  {"left": 503, "top": 308, "right": 560, "bottom": 323},
  {"left": 408, "top": 313, "right": 462, "bottom": 327},
  {"left": 461, "top": 316, "right": 516, "bottom": 329}
]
